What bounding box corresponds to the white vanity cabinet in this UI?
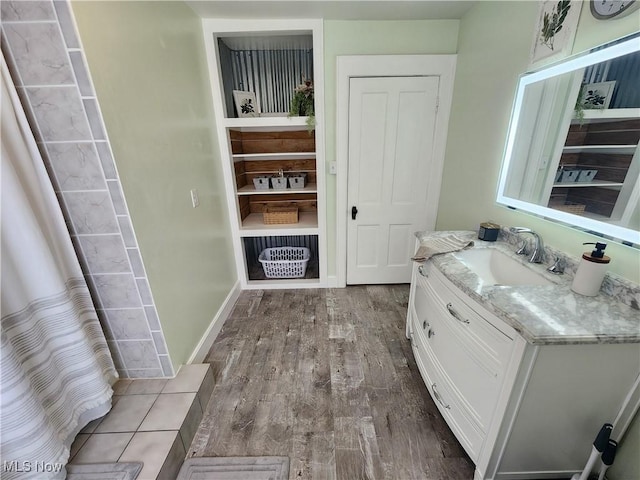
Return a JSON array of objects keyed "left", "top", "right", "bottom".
[
  {"left": 407, "top": 261, "right": 526, "bottom": 470},
  {"left": 407, "top": 260, "right": 640, "bottom": 480}
]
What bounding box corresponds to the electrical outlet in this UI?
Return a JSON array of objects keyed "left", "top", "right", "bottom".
[{"left": 190, "top": 189, "right": 200, "bottom": 208}]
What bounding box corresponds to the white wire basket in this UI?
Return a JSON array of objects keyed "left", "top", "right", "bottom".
[{"left": 258, "top": 247, "right": 310, "bottom": 278}]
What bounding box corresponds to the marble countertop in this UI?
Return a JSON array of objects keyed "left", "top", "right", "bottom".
[{"left": 420, "top": 235, "right": 640, "bottom": 345}]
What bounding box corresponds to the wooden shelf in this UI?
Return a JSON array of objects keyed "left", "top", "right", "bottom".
[
  {"left": 573, "top": 108, "right": 640, "bottom": 123},
  {"left": 245, "top": 278, "right": 322, "bottom": 289},
  {"left": 232, "top": 152, "right": 316, "bottom": 161},
  {"left": 237, "top": 183, "right": 317, "bottom": 195},
  {"left": 239, "top": 211, "right": 318, "bottom": 236},
  {"left": 224, "top": 116, "right": 311, "bottom": 130},
  {"left": 553, "top": 181, "right": 624, "bottom": 188},
  {"left": 562, "top": 145, "right": 637, "bottom": 154}
]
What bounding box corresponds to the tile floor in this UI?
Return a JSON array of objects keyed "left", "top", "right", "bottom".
[{"left": 70, "top": 364, "right": 214, "bottom": 480}]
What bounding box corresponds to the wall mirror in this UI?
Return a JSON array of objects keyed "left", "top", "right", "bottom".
[{"left": 497, "top": 34, "right": 640, "bottom": 247}]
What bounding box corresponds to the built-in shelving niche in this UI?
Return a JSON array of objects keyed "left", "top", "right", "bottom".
[
  {"left": 243, "top": 235, "right": 319, "bottom": 281},
  {"left": 204, "top": 19, "right": 325, "bottom": 288}
]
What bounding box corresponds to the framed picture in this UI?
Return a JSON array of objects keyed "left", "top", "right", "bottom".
[
  {"left": 232, "top": 90, "right": 259, "bottom": 117},
  {"left": 530, "top": 0, "right": 582, "bottom": 67},
  {"left": 579, "top": 81, "right": 616, "bottom": 110}
]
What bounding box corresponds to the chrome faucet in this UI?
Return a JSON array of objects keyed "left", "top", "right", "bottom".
[{"left": 510, "top": 227, "right": 545, "bottom": 263}]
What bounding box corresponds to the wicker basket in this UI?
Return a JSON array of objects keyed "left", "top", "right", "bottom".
[
  {"left": 259, "top": 247, "right": 310, "bottom": 278},
  {"left": 263, "top": 205, "right": 298, "bottom": 224},
  {"left": 549, "top": 201, "right": 586, "bottom": 215}
]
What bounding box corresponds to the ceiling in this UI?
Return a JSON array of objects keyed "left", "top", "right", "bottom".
[{"left": 186, "top": 0, "right": 477, "bottom": 20}]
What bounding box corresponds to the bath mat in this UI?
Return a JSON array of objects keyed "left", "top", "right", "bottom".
[
  {"left": 66, "top": 462, "right": 142, "bottom": 480},
  {"left": 177, "top": 456, "right": 289, "bottom": 480}
]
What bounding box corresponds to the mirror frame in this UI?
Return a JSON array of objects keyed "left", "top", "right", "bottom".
[{"left": 497, "top": 34, "right": 640, "bottom": 247}]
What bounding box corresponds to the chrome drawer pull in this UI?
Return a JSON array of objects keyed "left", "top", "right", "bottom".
[
  {"left": 422, "top": 320, "right": 435, "bottom": 338},
  {"left": 431, "top": 383, "right": 450, "bottom": 409},
  {"left": 418, "top": 265, "right": 428, "bottom": 277},
  {"left": 446, "top": 302, "right": 469, "bottom": 324}
]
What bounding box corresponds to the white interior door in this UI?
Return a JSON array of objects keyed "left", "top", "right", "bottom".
[{"left": 347, "top": 76, "right": 440, "bottom": 284}]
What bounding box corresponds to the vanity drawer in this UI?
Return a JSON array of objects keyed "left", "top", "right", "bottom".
[
  {"left": 410, "top": 327, "right": 484, "bottom": 462},
  {"left": 417, "top": 263, "right": 513, "bottom": 369},
  {"left": 414, "top": 285, "right": 507, "bottom": 432}
]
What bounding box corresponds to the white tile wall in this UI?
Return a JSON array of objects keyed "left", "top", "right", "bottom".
[
  {"left": 1, "top": 1, "right": 56, "bottom": 21},
  {"left": 46, "top": 142, "right": 107, "bottom": 191},
  {"left": 2, "top": 23, "right": 74, "bottom": 85},
  {"left": 106, "top": 309, "right": 153, "bottom": 340},
  {"left": 26, "top": 86, "right": 92, "bottom": 140},
  {"left": 1, "top": 0, "right": 173, "bottom": 377}
]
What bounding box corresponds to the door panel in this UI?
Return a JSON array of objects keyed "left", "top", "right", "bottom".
[
  {"left": 355, "top": 225, "right": 378, "bottom": 267},
  {"left": 357, "top": 92, "right": 387, "bottom": 205},
  {"left": 347, "top": 76, "right": 439, "bottom": 284},
  {"left": 387, "top": 224, "right": 412, "bottom": 266}
]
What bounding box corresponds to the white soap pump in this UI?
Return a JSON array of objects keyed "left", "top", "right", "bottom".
[{"left": 571, "top": 242, "right": 610, "bottom": 297}]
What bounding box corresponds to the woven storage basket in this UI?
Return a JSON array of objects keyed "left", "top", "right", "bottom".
[
  {"left": 259, "top": 247, "right": 310, "bottom": 278},
  {"left": 550, "top": 201, "right": 586, "bottom": 215},
  {"left": 263, "top": 206, "right": 298, "bottom": 224}
]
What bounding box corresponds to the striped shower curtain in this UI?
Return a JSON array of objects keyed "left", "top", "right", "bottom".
[{"left": 1, "top": 55, "right": 117, "bottom": 478}]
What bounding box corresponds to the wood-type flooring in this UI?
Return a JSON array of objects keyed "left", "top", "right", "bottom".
[{"left": 189, "top": 285, "right": 475, "bottom": 479}]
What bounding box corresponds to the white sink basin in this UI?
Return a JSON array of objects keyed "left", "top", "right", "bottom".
[{"left": 451, "top": 248, "right": 552, "bottom": 286}]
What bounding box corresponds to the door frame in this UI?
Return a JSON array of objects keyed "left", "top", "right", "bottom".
[{"left": 335, "top": 54, "right": 457, "bottom": 287}]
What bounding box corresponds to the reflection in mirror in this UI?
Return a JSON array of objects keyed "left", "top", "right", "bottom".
[{"left": 497, "top": 34, "right": 640, "bottom": 247}]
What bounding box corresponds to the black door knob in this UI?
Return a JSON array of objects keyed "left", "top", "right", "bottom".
[{"left": 351, "top": 206, "right": 358, "bottom": 220}]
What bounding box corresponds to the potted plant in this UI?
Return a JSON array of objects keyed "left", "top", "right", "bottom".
[{"left": 289, "top": 78, "right": 315, "bottom": 131}]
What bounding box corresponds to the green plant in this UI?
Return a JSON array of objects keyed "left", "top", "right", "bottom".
[
  {"left": 289, "top": 78, "right": 315, "bottom": 131},
  {"left": 540, "top": 0, "right": 571, "bottom": 51}
]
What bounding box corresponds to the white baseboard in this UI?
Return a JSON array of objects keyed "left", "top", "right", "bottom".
[{"left": 187, "top": 281, "right": 241, "bottom": 364}]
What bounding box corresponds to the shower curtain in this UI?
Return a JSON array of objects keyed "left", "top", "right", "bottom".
[{"left": 1, "top": 55, "right": 117, "bottom": 478}]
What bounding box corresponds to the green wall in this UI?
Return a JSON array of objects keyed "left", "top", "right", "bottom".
[
  {"left": 438, "top": 1, "right": 640, "bottom": 283},
  {"left": 72, "top": 1, "right": 235, "bottom": 370},
  {"left": 323, "top": 20, "right": 460, "bottom": 278},
  {"left": 442, "top": 3, "right": 639, "bottom": 478}
]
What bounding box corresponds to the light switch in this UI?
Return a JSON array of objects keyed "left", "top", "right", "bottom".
[{"left": 190, "top": 189, "right": 200, "bottom": 208}]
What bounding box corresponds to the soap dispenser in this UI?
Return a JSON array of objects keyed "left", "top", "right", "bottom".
[{"left": 571, "top": 242, "right": 610, "bottom": 297}]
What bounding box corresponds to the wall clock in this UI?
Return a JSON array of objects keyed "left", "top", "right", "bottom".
[{"left": 590, "top": 0, "right": 640, "bottom": 19}]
